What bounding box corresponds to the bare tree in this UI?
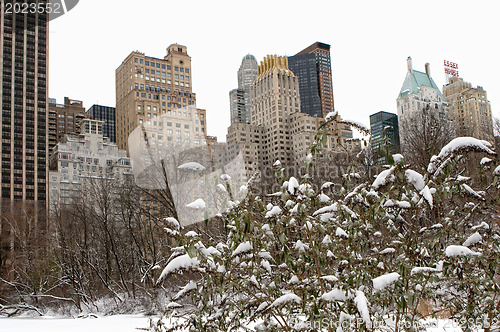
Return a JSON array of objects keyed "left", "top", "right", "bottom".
[
  {"left": 494, "top": 117, "right": 500, "bottom": 136},
  {"left": 400, "top": 105, "right": 456, "bottom": 172}
]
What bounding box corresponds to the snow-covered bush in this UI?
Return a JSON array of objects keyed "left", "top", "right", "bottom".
[{"left": 154, "top": 123, "right": 500, "bottom": 331}]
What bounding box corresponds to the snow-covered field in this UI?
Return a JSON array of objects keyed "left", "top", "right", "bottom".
[
  {"left": 0, "top": 316, "right": 474, "bottom": 332},
  {"left": 0, "top": 315, "right": 152, "bottom": 332}
]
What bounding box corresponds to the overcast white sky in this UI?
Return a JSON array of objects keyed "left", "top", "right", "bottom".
[{"left": 49, "top": 0, "right": 500, "bottom": 141}]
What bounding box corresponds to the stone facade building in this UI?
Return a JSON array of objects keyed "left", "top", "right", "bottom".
[
  {"left": 442, "top": 76, "right": 494, "bottom": 142},
  {"left": 250, "top": 55, "right": 301, "bottom": 169},
  {"left": 116, "top": 44, "right": 209, "bottom": 153},
  {"left": 224, "top": 55, "right": 357, "bottom": 185},
  {"left": 49, "top": 119, "right": 132, "bottom": 208},
  {"left": 397, "top": 57, "right": 454, "bottom": 148}
]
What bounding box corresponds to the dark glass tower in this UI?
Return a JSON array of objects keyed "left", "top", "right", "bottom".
[
  {"left": 370, "top": 111, "right": 400, "bottom": 164},
  {"left": 1, "top": 0, "right": 49, "bottom": 202},
  {"left": 288, "top": 53, "right": 322, "bottom": 117},
  {"left": 87, "top": 104, "right": 116, "bottom": 143},
  {"left": 288, "top": 42, "right": 334, "bottom": 118}
]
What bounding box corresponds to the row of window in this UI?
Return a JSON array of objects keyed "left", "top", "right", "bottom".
[
  {"left": 148, "top": 137, "right": 200, "bottom": 144},
  {"left": 134, "top": 84, "right": 192, "bottom": 93},
  {"left": 133, "top": 58, "right": 190, "bottom": 74},
  {"left": 141, "top": 68, "right": 190, "bottom": 81},
  {"left": 134, "top": 74, "right": 191, "bottom": 87}
]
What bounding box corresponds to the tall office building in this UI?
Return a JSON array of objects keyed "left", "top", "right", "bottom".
[
  {"left": 116, "top": 44, "right": 203, "bottom": 152},
  {"left": 229, "top": 54, "right": 257, "bottom": 124},
  {"left": 250, "top": 55, "right": 301, "bottom": 168},
  {"left": 238, "top": 54, "right": 258, "bottom": 90},
  {"left": 229, "top": 89, "right": 246, "bottom": 123},
  {"left": 48, "top": 97, "right": 87, "bottom": 153},
  {"left": 288, "top": 51, "right": 321, "bottom": 117},
  {"left": 87, "top": 104, "right": 117, "bottom": 143},
  {"left": 442, "top": 76, "right": 494, "bottom": 142},
  {"left": 370, "top": 111, "right": 400, "bottom": 164},
  {"left": 1, "top": 0, "right": 48, "bottom": 202},
  {"left": 288, "top": 42, "right": 353, "bottom": 149},
  {"left": 288, "top": 42, "right": 334, "bottom": 118},
  {"left": 1, "top": 0, "right": 49, "bottom": 281}
]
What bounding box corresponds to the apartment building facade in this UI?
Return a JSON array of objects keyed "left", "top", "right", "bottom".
[
  {"left": 442, "top": 76, "right": 494, "bottom": 142},
  {"left": 49, "top": 119, "right": 132, "bottom": 208}
]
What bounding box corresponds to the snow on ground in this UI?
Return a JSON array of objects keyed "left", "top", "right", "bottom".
[
  {"left": 0, "top": 315, "right": 152, "bottom": 332},
  {"left": 0, "top": 315, "right": 479, "bottom": 331}
]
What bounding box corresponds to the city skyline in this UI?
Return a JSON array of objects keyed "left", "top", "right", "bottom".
[{"left": 49, "top": 0, "right": 500, "bottom": 141}]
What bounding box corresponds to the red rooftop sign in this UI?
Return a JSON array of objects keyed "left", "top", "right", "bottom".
[{"left": 444, "top": 60, "right": 459, "bottom": 77}]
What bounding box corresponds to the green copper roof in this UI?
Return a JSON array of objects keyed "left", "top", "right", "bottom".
[{"left": 398, "top": 70, "right": 445, "bottom": 100}]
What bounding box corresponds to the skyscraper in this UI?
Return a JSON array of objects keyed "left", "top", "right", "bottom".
[
  {"left": 442, "top": 76, "right": 494, "bottom": 142},
  {"left": 87, "top": 104, "right": 117, "bottom": 143},
  {"left": 1, "top": 0, "right": 48, "bottom": 202},
  {"left": 370, "top": 111, "right": 400, "bottom": 164},
  {"left": 288, "top": 52, "right": 321, "bottom": 118},
  {"left": 288, "top": 42, "right": 353, "bottom": 150},
  {"left": 229, "top": 54, "right": 257, "bottom": 124},
  {"left": 1, "top": 0, "right": 49, "bottom": 281},
  {"left": 250, "top": 55, "right": 301, "bottom": 168},
  {"left": 288, "top": 42, "right": 334, "bottom": 118},
  {"left": 238, "top": 54, "right": 258, "bottom": 90}
]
